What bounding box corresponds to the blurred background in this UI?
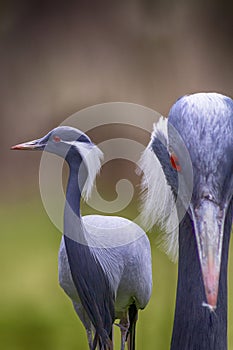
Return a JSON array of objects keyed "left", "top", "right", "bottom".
[{"left": 1, "top": 0, "right": 233, "bottom": 349}]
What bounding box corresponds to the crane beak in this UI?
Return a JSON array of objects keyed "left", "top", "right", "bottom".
[
  {"left": 11, "top": 139, "right": 45, "bottom": 150},
  {"left": 191, "top": 200, "right": 225, "bottom": 310}
]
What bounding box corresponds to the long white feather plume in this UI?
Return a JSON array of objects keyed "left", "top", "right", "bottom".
[
  {"left": 74, "top": 142, "right": 103, "bottom": 201},
  {"left": 138, "top": 117, "right": 179, "bottom": 261}
]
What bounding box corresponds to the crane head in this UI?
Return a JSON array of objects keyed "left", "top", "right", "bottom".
[
  {"left": 11, "top": 126, "right": 103, "bottom": 200},
  {"left": 140, "top": 92, "right": 233, "bottom": 309},
  {"left": 11, "top": 125, "right": 91, "bottom": 153}
]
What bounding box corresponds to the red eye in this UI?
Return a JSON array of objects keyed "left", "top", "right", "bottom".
[
  {"left": 53, "top": 135, "right": 61, "bottom": 143},
  {"left": 170, "top": 153, "right": 181, "bottom": 172}
]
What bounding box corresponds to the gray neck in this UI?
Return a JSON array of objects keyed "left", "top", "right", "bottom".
[
  {"left": 171, "top": 200, "right": 233, "bottom": 350},
  {"left": 64, "top": 160, "right": 87, "bottom": 244}
]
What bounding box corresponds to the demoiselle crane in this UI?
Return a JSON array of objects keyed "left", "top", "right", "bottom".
[
  {"left": 140, "top": 93, "right": 233, "bottom": 349},
  {"left": 12, "top": 126, "right": 152, "bottom": 350}
]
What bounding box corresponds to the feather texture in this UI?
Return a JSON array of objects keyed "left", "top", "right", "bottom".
[
  {"left": 73, "top": 141, "right": 104, "bottom": 200},
  {"left": 138, "top": 117, "right": 179, "bottom": 261}
]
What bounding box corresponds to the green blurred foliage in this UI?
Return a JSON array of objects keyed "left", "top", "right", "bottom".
[
  {"left": 1, "top": 199, "right": 177, "bottom": 349},
  {"left": 1, "top": 198, "right": 233, "bottom": 349}
]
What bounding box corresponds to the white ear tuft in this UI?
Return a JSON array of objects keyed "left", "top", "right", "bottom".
[
  {"left": 138, "top": 117, "right": 179, "bottom": 262},
  {"left": 152, "top": 115, "right": 169, "bottom": 146},
  {"left": 74, "top": 142, "right": 103, "bottom": 201}
]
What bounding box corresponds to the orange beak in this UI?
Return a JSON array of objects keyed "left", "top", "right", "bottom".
[
  {"left": 11, "top": 139, "right": 43, "bottom": 150},
  {"left": 191, "top": 200, "right": 225, "bottom": 310}
]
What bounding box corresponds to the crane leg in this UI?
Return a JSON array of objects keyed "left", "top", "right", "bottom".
[
  {"left": 127, "top": 304, "right": 138, "bottom": 350},
  {"left": 110, "top": 326, "right": 114, "bottom": 349},
  {"left": 119, "top": 314, "right": 130, "bottom": 350}
]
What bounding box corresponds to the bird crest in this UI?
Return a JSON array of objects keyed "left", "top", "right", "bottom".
[
  {"left": 138, "top": 116, "right": 179, "bottom": 262},
  {"left": 73, "top": 141, "right": 104, "bottom": 201}
]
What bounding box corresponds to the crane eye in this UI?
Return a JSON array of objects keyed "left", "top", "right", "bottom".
[
  {"left": 170, "top": 152, "right": 181, "bottom": 172},
  {"left": 53, "top": 135, "right": 61, "bottom": 143}
]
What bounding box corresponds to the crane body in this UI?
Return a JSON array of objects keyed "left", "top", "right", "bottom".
[
  {"left": 59, "top": 216, "right": 152, "bottom": 349},
  {"left": 140, "top": 92, "right": 233, "bottom": 349},
  {"left": 12, "top": 126, "right": 152, "bottom": 350}
]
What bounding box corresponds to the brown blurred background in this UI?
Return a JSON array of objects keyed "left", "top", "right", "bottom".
[{"left": 2, "top": 0, "right": 233, "bottom": 199}]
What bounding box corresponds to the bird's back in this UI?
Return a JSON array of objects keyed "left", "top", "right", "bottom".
[
  {"left": 82, "top": 214, "right": 146, "bottom": 246},
  {"left": 83, "top": 215, "right": 152, "bottom": 314},
  {"left": 59, "top": 214, "right": 152, "bottom": 325}
]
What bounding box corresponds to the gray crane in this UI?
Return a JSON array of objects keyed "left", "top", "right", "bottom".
[
  {"left": 12, "top": 126, "right": 152, "bottom": 350},
  {"left": 140, "top": 92, "right": 233, "bottom": 349}
]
